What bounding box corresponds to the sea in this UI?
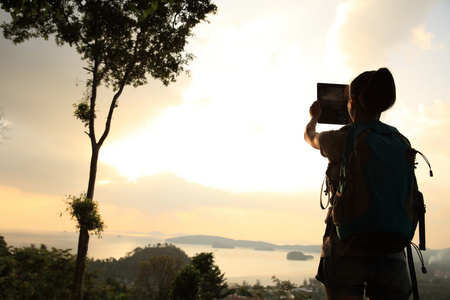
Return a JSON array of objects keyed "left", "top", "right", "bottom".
[{"left": 1, "top": 228, "right": 320, "bottom": 286}]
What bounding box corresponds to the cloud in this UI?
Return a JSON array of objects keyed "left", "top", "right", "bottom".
[
  {"left": 96, "top": 172, "right": 318, "bottom": 214},
  {"left": 327, "top": 0, "right": 439, "bottom": 71},
  {"left": 411, "top": 25, "right": 446, "bottom": 51},
  {"left": 384, "top": 99, "right": 450, "bottom": 152},
  {"left": 412, "top": 26, "right": 435, "bottom": 50}
]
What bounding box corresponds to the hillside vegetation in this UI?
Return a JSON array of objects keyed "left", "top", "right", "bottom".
[{"left": 1, "top": 235, "right": 450, "bottom": 299}]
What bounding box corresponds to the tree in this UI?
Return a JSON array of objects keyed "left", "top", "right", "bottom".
[
  {"left": 88, "top": 243, "right": 190, "bottom": 285},
  {"left": 191, "top": 252, "right": 232, "bottom": 299},
  {"left": 271, "top": 276, "right": 297, "bottom": 300},
  {"left": 133, "top": 255, "right": 185, "bottom": 299},
  {"left": 170, "top": 264, "right": 202, "bottom": 300},
  {"left": 234, "top": 281, "right": 253, "bottom": 298},
  {"left": 0, "top": 242, "right": 76, "bottom": 299},
  {"left": 251, "top": 280, "right": 268, "bottom": 299},
  {"left": 0, "top": 1, "right": 217, "bottom": 299},
  {"left": 83, "top": 275, "right": 131, "bottom": 300}
]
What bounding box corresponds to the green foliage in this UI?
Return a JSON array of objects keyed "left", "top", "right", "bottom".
[
  {"left": 83, "top": 275, "right": 131, "bottom": 300},
  {"left": 0, "top": 236, "right": 133, "bottom": 300},
  {"left": 271, "top": 276, "right": 300, "bottom": 299},
  {"left": 301, "top": 277, "right": 326, "bottom": 300},
  {"left": 88, "top": 243, "right": 190, "bottom": 285},
  {"left": 0, "top": 235, "right": 7, "bottom": 252},
  {"left": 191, "top": 252, "right": 233, "bottom": 299},
  {"left": 1, "top": 0, "right": 218, "bottom": 90},
  {"left": 0, "top": 248, "right": 15, "bottom": 299},
  {"left": 73, "top": 101, "right": 95, "bottom": 127},
  {"left": 232, "top": 277, "right": 314, "bottom": 300},
  {"left": 0, "top": 241, "right": 76, "bottom": 299},
  {"left": 170, "top": 264, "right": 202, "bottom": 300},
  {"left": 133, "top": 255, "right": 185, "bottom": 299},
  {"left": 249, "top": 280, "right": 267, "bottom": 299},
  {"left": 234, "top": 281, "right": 254, "bottom": 297},
  {"left": 64, "top": 192, "right": 106, "bottom": 236}
]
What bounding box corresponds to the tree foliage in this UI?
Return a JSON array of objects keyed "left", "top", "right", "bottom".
[
  {"left": 1, "top": 0, "right": 218, "bottom": 89},
  {"left": 170, "top": 264, "right": 202, "bottom": 300},
  {"left": 88, "top": 243, "right": 190, "bottom": 286},
  {"left": 190, "top": 252, "right": 232, "bottom": 299},
  {"left": 73, "top": 101, "right": 95, "bottom": 128},
  {"left": 83, "top": 275, "right": 131, "bottom": 300},
  {"left": 0, "top": 236, "right": 133, "bottom": 300},
  {"left": 65, "top": 192, "right": 106, "bottom": 236},
  {"left": 0, "top": 240, "right": 76, "bottom": 299},
  {"left": 133, "top": 255, "right": 185, "bottom": 299}
]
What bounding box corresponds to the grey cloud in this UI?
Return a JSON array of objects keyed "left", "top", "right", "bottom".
[
  {"left": 95, "top": 172, "right": 315, "bottom": 215},
  {"left": 336, "top": 0, "right": 439, "bottom": 69}
]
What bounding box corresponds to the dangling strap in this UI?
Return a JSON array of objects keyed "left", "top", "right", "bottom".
[
  {"left": 407, "top": 243, "right": 428, "bottom": 300},
  {"left": 414, "top": 150, "right": 433, "bottom": 177},
  {"left": 320, "top": 159, "right": 343, "bottom": 210},
  {"left": 407, "top": 244, "right": 420, "bottom": 300},
  {"left": 417, "top": 191, "right": 426, "bottom": 251},
  {"left": 320, "top": 175, "right": 331, "bottom": 210},
  {"left": 413, "top": 149, "right": 432, "bottom": 250}
]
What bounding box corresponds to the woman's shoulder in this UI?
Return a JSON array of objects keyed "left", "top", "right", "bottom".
[
  {"left": 319, "top": 125, "right": 351, "bottom": 141},
  {"left": 318, "top": 126, "right": 349, "bottom": 159}
]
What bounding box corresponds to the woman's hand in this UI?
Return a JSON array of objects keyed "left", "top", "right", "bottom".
[
  {"left": 304, "top": 101, "right": 321, "bottom": 150},
  {"left": 309, "top": 100, "right": 322, "bottom": 120}
]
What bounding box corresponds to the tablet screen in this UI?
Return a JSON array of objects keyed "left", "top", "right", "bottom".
[{"left": 317, "top": 83, "right": 349, "bottom": 125}]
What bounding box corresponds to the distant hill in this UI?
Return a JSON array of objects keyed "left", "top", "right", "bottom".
[
  {"left": 166, "top": 235, "right": 321, "bottom": 253},
  {"left": 88, "top": 244, "right": 190, "bottom": 285}
]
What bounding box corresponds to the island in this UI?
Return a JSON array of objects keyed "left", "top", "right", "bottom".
[{"left": 287, "top": 251, "right": 314, "bottom": 261}]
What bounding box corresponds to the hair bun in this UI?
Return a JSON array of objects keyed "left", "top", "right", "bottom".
[{"left": 360, "top": 68, "right": 396, "bottom": 114}]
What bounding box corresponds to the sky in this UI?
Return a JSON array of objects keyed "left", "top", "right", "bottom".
[{"left": 1, "top": 0, "right": 450, "bottom": 251}]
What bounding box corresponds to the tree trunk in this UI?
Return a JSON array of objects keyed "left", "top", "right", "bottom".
[
  {"left": 71, "top": 145, "right": 100, "bottom": 300},
  {"left": 86, "top": 144, "right": 100, "bottom": 200},
  {"left": 69, "top": 32, "right": 122, "bottom": 297},
  {"left": 71, "top": 228, "right": 90, "bottom": 300}
]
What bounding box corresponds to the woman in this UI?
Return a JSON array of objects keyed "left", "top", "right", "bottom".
[{"left": 304, "top": 68, "right": 411, "bottom": 300}]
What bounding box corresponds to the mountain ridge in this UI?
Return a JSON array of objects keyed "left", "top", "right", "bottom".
[{"left": 165, "top": 234, "right": 322, "bottom": 252}]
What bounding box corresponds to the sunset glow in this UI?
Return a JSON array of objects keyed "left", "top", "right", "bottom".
[{"left": 1, "top": 0, "right": 450, "bottom": 249}]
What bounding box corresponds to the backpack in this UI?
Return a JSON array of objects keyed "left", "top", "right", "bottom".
[{"left": 323, "top": 121, "right": 432, "bottom": 253}]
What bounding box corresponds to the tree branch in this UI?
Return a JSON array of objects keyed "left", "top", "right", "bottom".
[{"left": 98, "top": 29, "right": 142, "bottom": 147}]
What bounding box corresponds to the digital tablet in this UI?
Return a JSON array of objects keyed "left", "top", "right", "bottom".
[{"left": 317, "top": 83, "right": 349, "bottom": 125}]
